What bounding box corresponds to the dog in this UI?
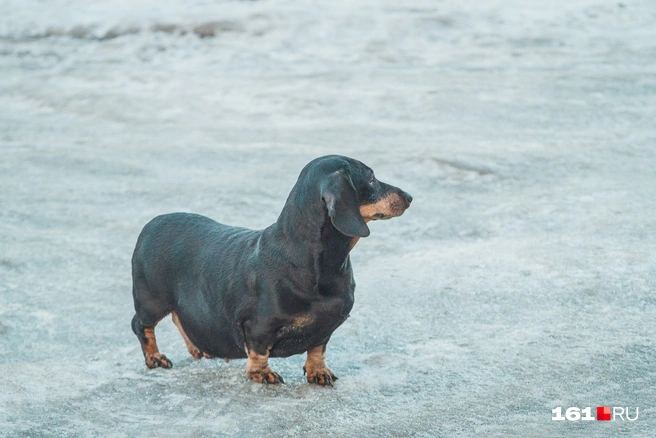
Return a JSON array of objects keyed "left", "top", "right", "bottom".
[{"left": 131, "top": 155, "right": 412, "bottom": 386}]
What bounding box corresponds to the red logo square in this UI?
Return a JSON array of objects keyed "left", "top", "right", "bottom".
[{"left": 597, "top": 406, "right": 611, "bottom": 421}]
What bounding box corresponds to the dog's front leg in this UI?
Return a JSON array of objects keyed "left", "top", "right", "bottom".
[
  {"left": 245, "top": 345, "right": 284, "bottom": 384},
  {"left": 303, "top": 344, "right": 337, "bottom": 386}
]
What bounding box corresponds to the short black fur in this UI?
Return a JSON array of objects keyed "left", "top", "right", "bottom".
[{"left": 131, "top": 155, "right": 412, "bottom": 361}]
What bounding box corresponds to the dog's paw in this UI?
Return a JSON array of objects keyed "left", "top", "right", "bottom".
[
  {"left": 145, "top": 353, "right": 172, "bottom": 369},
  {"left": 248, "top": 368, "right": 284, "bottom": 384},
  {"left": 187, "top": 345, "right": 202, "bottom": 360},
  {"left": 303, "top": 365, "right": 337, "bottom": 386}
]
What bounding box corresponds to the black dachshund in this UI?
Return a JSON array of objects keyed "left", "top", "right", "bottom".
[{"left": 131, "top": 155, "right": 412, "bottom": 385}]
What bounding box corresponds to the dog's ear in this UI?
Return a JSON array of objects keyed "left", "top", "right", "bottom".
[{"left": 320, "top": 171, "right": 370, "bottom": 238}]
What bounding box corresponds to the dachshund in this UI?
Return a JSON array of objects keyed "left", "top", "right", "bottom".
[{"left": 131, "top": 155, "right": 412, "bottom": 386}]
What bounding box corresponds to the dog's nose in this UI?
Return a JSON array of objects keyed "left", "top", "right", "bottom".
[{"left": 404, "top": 192, "right": 413, "bottom": 204}]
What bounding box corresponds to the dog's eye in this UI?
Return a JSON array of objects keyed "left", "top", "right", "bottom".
[{"left": 368, "top": 178, "right": 376, "bottom": 186}]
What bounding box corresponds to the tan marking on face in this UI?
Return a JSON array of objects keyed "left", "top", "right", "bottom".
[
  {"left": 172, "top": 311, "right": 202, "bottom": 360},
  {"left": 359, "top": 192, "right": 407, "bottom": 221}
]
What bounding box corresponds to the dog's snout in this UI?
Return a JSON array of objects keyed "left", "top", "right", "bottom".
[{"left": 396, "top": 190, "right": 412, "bottom": 206}]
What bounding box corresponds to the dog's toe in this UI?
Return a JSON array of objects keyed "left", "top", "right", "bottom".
[
  {"left": 189, "top": 347, "right": 203, "bottom": 360},
  {"left": 305, "top": 367, "right": 337, "bottom": 386},
  {"left": 248, "top": 369, "right": 284, "bottom": 384},
  {"left": 146, "top": 353, "right": 172, "bottom": 369}
]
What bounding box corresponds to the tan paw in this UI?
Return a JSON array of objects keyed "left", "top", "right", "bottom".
[
  {"left": 247, "top": 368, "right": 284, "bottom": 384},
  {"left": 145, "top": 353, "right": 172, "bottom": 369},
  {"left": 187, "top": 345, "right": 202, "bottom": 360},
  {"left": 303, "top": 365, "right": 337, "bottom": 386}
]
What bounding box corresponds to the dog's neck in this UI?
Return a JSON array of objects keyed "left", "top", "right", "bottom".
[
  {"left": 268, "top": 193, "right": 353, "bottom": 279},
  {"left": 318, "top": 220, "right": 354, "bottom": 275}
]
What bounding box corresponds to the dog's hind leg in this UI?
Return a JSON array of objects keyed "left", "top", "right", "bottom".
[
  {"left": 131, "top": 314, "right": 173, "bottom": 369},
  {"left": 171, "top": 312, "right": 202, "bottom": 360},
  {"left": 131, "top": 272, "right": 174, "bottom": 369}
]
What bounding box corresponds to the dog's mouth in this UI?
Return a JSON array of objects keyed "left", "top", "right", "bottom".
[
  {"left": 369, "top": 206, "right": 408, "bottom": 221},
  {"left": 371, "top": 212, "right": 395, "bottom": 220},
  {"left": 360, "top": 193, "right": 411, "bottom": 221}
]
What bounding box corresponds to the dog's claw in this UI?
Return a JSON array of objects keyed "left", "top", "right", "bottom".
[
  {"left": 305, "top": 367, "right": 337, "bottom": 386},
  {"left": 146, "top": 353, "right": 172, "bottom": 369},
  {"left": 249, "top": 369, "right": 284, "bottom": 384}
]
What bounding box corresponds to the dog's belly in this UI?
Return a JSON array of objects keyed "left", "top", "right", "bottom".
[
  {"left": 195, "top": 330, "right": 247, "bottom": 359},
  {"left": 181, "top": 311, "right": 346, "bottom": 359},
  {"left": 177, "top": 310, "right": 247, "bottom": 359},
  {"left": 269, "top": 320, "right": 345, "bottom": 358}
]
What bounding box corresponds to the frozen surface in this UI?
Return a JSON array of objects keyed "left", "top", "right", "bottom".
[{"left": 1, "top": 0, "right": 656, "bottom": 436}]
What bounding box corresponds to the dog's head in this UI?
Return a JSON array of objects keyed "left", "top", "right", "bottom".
[{"left": 302, "top": 155, "right": 412, "bottom": 238}]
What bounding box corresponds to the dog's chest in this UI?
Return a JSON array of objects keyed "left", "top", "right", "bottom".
[{"left": 269, "top": 291, "right": 354, "bottom": 357}]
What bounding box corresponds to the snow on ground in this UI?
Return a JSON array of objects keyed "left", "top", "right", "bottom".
[{"left": 1, "top": 0, "right": 655, "bottom": 436}]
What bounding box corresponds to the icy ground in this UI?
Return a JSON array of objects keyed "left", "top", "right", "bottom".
[{"left": 1, "top": 0, "right": 656, "bottom": 436}]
